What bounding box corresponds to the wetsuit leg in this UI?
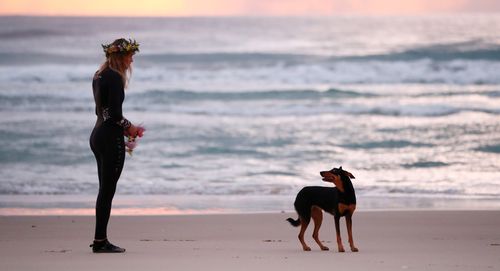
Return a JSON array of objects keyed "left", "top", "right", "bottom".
[{"left": 90, "top": 127, "right": 125, "bottom": 240}]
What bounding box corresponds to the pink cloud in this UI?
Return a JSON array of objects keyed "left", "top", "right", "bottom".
[{"left": 0, "top": 0, "right": 499, "bottom": 16}]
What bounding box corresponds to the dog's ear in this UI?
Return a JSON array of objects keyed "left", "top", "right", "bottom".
[
  {"left": 344, "top": 170, "right": 355, "bottom": 179},
  {"left": 338, "top": 166, "right": 355, "bottom": 179},
  {"left": 332, "top": 166, "right": 355, "bottom": 179}
]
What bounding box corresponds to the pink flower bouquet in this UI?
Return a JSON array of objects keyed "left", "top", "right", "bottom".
[{"left": 125, "top": 124, "right": 146, "bottom": 156}]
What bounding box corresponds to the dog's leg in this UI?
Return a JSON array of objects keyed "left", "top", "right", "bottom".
[
  {"left": 334, "top": 216, "right": 345, "bottom": 252},
  {"left": 311, "top": 207, "right": 329, "bottom": 251},
  {"left": 298, "top": 217, "right": 311, "bottom": 251},
  {"left": 346, "top": 214, "right": 358, "bottom": 252}
]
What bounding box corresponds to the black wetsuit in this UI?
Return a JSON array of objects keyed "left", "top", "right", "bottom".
[{"left": 89, "top": 67, "right": 131, "bottom": 240}]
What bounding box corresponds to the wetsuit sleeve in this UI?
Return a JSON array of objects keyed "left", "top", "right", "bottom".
[{"left": 107, "top": 73, "right": 131, "bottom": 129}]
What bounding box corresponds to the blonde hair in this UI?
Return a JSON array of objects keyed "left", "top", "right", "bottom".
[{"left": 97, "top": 39, "right": 135, "bottom": 88}]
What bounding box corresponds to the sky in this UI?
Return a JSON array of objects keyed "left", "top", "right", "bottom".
[{"left": 0, "top": 0, "right": 500, "bottom": 16}]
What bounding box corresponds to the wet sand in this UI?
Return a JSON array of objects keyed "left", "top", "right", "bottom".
[{"left": 1, "top": 211, "right": 499, "bottom": 271}]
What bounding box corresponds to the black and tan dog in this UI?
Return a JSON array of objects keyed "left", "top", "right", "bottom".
[{"left": 287, "top": 166, "right": 358, "bottom": 252}]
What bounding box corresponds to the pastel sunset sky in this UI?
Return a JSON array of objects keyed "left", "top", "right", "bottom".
[{"left": 0, "top": 0, "right": 499, "bottom": 16}]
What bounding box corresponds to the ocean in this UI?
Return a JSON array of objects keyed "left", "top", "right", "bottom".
[{"left": 1, "top": 15, "right": 499, "bottom": 214}]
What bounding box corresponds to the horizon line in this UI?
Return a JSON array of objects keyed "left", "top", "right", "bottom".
[{"left": 1, "top": 11, "right": 500, "bottom": 18}]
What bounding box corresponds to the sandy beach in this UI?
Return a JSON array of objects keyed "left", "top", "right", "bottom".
[{"left": 1, "top": 210, "right": 499, "bottom": 271}]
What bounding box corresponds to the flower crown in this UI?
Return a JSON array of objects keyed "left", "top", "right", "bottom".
[{"left": 102, "top": 39, "right": 140, "bottom": 57}]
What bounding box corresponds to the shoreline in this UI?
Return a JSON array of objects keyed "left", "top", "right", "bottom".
[
  {"left": 1, "top": 194, "right": 500, "bottom": 216},
  {"left": 1, "top": 210, "right": 499, "bottom": 271}
]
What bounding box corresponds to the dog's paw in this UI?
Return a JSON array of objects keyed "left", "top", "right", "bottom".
[
  {"left": 338, "top": 247, "right": 345, "bottom": 253},
  {"left": 351, "top": 247, "right": 359, "bottom": 252},
  {"left": 303, "top": 246, "right": 311, "bottom": 251},
  {"left": 320, "top": 246, "right": 330, "bottom": 251}
]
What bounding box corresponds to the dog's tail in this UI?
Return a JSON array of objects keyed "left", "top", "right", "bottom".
[{"left": 286, "top": 217, "right": 301, "bottom": 227}]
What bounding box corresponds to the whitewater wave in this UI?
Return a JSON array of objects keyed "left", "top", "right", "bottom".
[
  {"left": 337, "top": 40, "right": 500, "bottom": 62},
  {"left": 1, "top": 88, "right": 499, "bottom": 117},
  {"left": 129, "top": 41, "right": 500, "bottom": 63},
  {"left": 2, "top": 59, "right": 500, "bottom": 85},
  {"left": 129, "top": 88, "right": 372, "bottom": 101},
  {"left": 4, "top": 40, "right": 499, "bottom": 66}
]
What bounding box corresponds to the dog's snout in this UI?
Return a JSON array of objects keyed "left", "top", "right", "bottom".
[{"left": 320, "top": 171, "right": 327, "bottom": 177}]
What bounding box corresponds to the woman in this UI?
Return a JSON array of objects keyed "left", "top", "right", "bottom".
[{"left": 89, "top": 38, "right": 143, "bottom": 253}]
